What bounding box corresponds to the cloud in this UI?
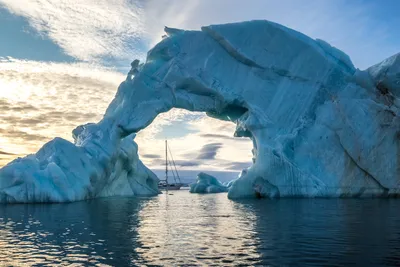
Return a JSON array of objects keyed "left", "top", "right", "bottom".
[
  {"left": 0, "top": 57, "right": 124, "bottom": 166},
  {"left": 143, "top": 110, "right": 205, "bottom": 139},
  {"left": 141, "top": 154, "right": 161, "bottom": 159},
  {"left": 148, "top": 158, "right": 202, "bottom": 168},
  {"left": 0, "top": 128, "right": 49, "bottom": 142},
  {"left": 0, "top": 150, "right": 15, "bottom": 156},
  {"left": 0, "top": 100, "right": 99, "bottom": 130},
  {"left": 0, "top": 0, "right": 146, "bottom": 64},
  {"left": 2, "top": 0, "right": 399, "bottom": 68},
  {"left": 200, "top": 133, "right": 250, "bottom": 141},
  {"left": 196, "top": 143, "right": 223, "bottom": 160},
  {"left": 147, "top": 151, "right": 201, "bottom": 168},
  {"left": 174, "top": 160, "right": 201, "bottom": 167},
  {"left": 0, "top": 98, "right": 38, "bottom": 112},
  {"left": 200, "top": 133, "right": 233, "bottom": 139},
  {"left": 223, "top": 161, "right": 252, "bottom": 171}
]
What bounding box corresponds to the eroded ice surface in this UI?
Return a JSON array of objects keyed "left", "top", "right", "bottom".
[
  {"left": 1, "top": 20, "right": 400, "bottom": 202},
  {"left": 189, "top": 172, "right": 229, "bottom": 194},
  {"left": 0, "top": 124, "right": 159, "bottom": 203}
]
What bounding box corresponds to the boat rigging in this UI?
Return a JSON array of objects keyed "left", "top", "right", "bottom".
[{"left": 158, "top": 140, "right": 183, "bottom": 190}]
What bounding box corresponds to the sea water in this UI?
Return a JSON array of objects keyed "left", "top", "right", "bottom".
[{"left": 0, "top": 190, "right": 399, "bottom": 266}]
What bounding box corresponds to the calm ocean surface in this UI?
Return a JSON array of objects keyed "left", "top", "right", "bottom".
[{"left": 0, "top": 190, "right": 400, "bottom": 266}]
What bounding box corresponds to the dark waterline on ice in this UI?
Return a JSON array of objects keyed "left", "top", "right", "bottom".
[{"left": 1, "top": 191, "right": 400, "bottom": 266}]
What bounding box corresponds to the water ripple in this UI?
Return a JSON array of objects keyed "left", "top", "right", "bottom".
[{"left": 0, "top": 193, "right": 400, "bottom": 266}]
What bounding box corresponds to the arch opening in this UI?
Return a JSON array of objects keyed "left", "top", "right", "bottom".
[{"left": 135, "top": 108, "right": 253, "bottom": 189}]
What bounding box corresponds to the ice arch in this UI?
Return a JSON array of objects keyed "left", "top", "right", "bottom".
[{"left": 1, "top": 20, "right": 400, "bottom": 202}]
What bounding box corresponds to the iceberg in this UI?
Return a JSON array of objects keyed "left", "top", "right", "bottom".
[
  {"left": 1, "top": 20, "right": 400, "bottom": 202},
  {"left": 189, "top": 172, "right": 229, "bottom": 194},
  {"left": 0, "top": 123, "right": 159, "bottom": 203}
]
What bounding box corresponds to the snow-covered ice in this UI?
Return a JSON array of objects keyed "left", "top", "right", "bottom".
[
  {"left": 189, "top": 172, "right": 229, "bottom": 194},
  {"left": 1, "top": 20, "right": 400, "bottom": 202}
]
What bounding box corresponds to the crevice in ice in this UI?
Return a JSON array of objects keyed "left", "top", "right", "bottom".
[
  {"left": 376, "top": 80, "right": 395, "bottom": 107},
  {"left": 201, "top": 26, "right": 264, "bottom": 69},
  {"left": 203, "top": 25, "right": 311, "bottom": 84},
  {"left": 206, "top": 103, "right": 249, "bottom": 122},
  {"left": 335, "top": 131, "right": 389, "bottom": 195}
]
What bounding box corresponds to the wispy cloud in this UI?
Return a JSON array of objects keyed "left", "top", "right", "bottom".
[
  {"left": 200, "top": 133, "right": 249, "bottom": 142},
  {"left": 141, "top": 154, "right": 162, "bottom": 159},
  {"left": 0, "top": 0, "right": 146, "bottom": 64},
  {"left": 1, "top": 0, "right": 399, "bottom": 68},
  {"left": 0, "top": 150, "right": 15, "bottom": 155},
  {"left": 196, "top": 143, "right": 223, "bottom": 160},
  {"left": 174, "top": 160, "right": 201, "bottom": 167},
  {"left": 222, "top": 161, "right": 252, "bottom": 171}
]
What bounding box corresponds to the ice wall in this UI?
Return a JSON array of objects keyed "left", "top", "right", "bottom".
[
  {"left": 104, "top": 21, "right": 400, "bottom": 198},
  {"left": 1, "top": 20, "right": 400, "bottom": 202}
]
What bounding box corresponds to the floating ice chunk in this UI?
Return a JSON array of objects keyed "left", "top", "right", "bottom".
[{"left": 190, "top": 172, "right": 229, "bottom": 194}]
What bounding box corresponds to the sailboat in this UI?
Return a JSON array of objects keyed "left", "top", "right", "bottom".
[{"left": 158, "top": 140, "right": 183, "bottom": 190}]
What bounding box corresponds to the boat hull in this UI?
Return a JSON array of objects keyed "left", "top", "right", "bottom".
[{"left": 158, "top": 184, "right": 183, "bottom": 190}]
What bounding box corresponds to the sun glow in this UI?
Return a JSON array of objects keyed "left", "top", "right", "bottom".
[{"left": 0, "top": 59, "right": 124, "bottom": 167}]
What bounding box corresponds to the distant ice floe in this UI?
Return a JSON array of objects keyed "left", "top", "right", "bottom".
[{"left": 189, "top": 172, "right": 229, "bottom": 194}]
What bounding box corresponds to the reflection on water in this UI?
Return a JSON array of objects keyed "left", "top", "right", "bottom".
[
  {"left": 0, "top": 191, "right": 400, "bottom": 266},
  {"left": 136, "top": 192, "right": 260, "bottom": 266}
]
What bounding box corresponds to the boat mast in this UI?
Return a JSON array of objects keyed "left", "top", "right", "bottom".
[
  {"left": 168, "top": 145, "right": 181, "bottom": 184},
  {"left": 165, "top": 140, "right": 168, "bottom": 189}
]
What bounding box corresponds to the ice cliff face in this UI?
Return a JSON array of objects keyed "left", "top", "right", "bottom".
[{"left": 1, "top": 20, "right": 400, "bottom": 202}]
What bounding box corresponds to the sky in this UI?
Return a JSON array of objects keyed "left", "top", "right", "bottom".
[{"left": 0, "top": 0, "right": 399, "bottom": 174}]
